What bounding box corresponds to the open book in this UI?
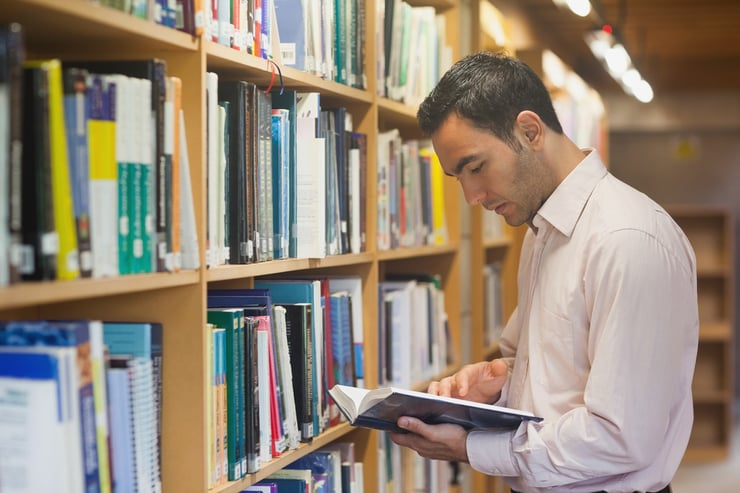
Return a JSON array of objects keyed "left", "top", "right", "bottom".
[{"left": 329, "top": 384, "right": 542, "bottom": 433}]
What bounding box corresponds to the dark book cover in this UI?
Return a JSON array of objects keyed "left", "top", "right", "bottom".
[
  {"left": 255, "top": 89, "right": 273, "bottom": 261},
  {"left": 243, "top": 315, "right": 261, "bottom": 473},
  {"left": 217, "top": 80, "right": 248, "bottom": 264},
  {"left": 21, "top": 64, "right": 56, "bottom": 280},
  {"left": 281, "top": 302, "right": 314, "bottom": 441},
  {"left": 1, "top": 23, "right": 25, "bottom": 283},
  {"left": 244, "top": 82, "right": 258, "bottom": 263}
]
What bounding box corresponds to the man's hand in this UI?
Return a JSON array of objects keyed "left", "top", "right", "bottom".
[
  {"left": 428, "top": 358, "right": 509, "bottom": 404},
  {"left": 389, "top": 417, "right": 469, "bottom": 463}
]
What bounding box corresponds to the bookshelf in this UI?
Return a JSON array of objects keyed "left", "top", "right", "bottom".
[
  {"left": 664, "top": 206, "right": 735, "bottom": 462},
  {"left": 0, "top": 1, "right": 465, "bottom": 493}
]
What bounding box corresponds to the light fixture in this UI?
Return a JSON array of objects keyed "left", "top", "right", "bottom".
[
  {"left": 585, "top": 26, "right": 654, "bottom": 103},
  {"left": 553, "top": 0, "right": 592, "bottom": 18},
  {"left": 553, "top": 0, "right": 654, "bottom": 103}
]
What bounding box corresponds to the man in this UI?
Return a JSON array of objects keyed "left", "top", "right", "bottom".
[{"left": 389, "top": 51, "right": 698, "bottom": 493}]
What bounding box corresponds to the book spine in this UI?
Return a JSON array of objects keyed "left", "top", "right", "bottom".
[
  {"left": 62, "top": 67, "right": 93, "bottom": 278},
  {"left": 5, "top": 23, "right": 25, "bottom": 284},
  {"left": 44, "top": 59, "right": 80, "bottom": 280}
]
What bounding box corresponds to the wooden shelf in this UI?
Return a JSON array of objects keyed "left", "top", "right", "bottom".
[
  {"left": 667, "top": 206, "right": 735, "bottom": 463},
  {"left": 0, "top": 271, "right": 200, "bottom": 311}
]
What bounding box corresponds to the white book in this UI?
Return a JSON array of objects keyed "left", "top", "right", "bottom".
[
  {"left": 216, "top": 104, "right": 227, "bottom": 266},
  {"left": 295, "top": 92, "right": 326, "bottom": 259},
  {"left": 257, "top": 328, "right": 272, "bottom": 463},
  {"left": 88, "top": 75, "right": 119, "bottom": 277},
  {"left": 205, "top": 71, "right": 220, "bottom": 267},
  {"left": 178, "top": 110, "right": 200, "bottom": 270},
  {"left": 0, "top": 351, "right": 73, "bottom": 493},
  {"left": 348, "top": 147, "right": 361, "bottom": 254},
  {"left": 272, "top": 305, "right": 301, "bottom": 449}
]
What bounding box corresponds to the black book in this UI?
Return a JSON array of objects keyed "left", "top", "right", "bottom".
[
  {"left": 1, "top": 23, "right": 25, "bottom": 283},
  {"left": 329, "top": 384, "right": 543, "bottom": 433},
  {"left": 217, "top": 80, "right": 249, "bottom": 264},
  {"left": 21, "top": 64, "right": 56, "bottom": 280},
  {"left": 281, "top": 302, "right": 314, "bottom": 442}
]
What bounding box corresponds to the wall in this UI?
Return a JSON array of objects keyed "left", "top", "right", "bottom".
[{"left": 605, "top": 91, "right": 740, "bottom": 398}]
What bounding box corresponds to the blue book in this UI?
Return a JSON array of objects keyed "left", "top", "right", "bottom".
[
  {"left": 0, "top": 320, "right": 100, "bottom": 493},
  {"left": 107, "top": 365, "right": 136, "bottom": 493},
  {"left": 271, "top": 108, "right": 290, "bottom": 259},
  {"left": 270, "top": 90, "right": 298, "bottom": 258},
  {"left": 285, "top": 449, "right": 340, "bottom": 493},
  {"left": 329, "top": 291, "right": 355, "bottom": 387},
  {"left": 62, "top": 67, "right": 92, "bottom": 278},
  {"left": 274, "top": 0, "right": 309, "bottom": 72},
  {"left": 102, "top": 321, "right": 163, "bottom": 482},
  {"left": 242, "top": 482, "right": 277, "bottom": 492}
]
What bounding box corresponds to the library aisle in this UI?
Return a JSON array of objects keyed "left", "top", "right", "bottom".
[{"left": 672, "top": 409, "right": 740, "bottom": 493}]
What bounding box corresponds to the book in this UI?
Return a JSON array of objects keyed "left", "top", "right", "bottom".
[
  {"left": 177, "top": 109, "right": 200, "bottom": 270},
  {"left": 20, "top": 63, "right": 58, "bottom": 280},
  {"left": 102, "top": 321, "right": 163, "bottom": 490},
  {"left": 270, "top": 90, "right": 298, "bottom": 258},
  {"left": 62, "top": 67, "right": 93, "bottom": 278},
  {"left": 106, "top": 363, "right": 137, "bottom": 493},
  {"left": 1, "top": 23, "right": 25, "bottom": 285},
  {"left": 242, "top": 483, "right": 278, "bottom": 493},
  {"left": 0, "top": 320, "right": 101, "bottom": 493},
  {"left": 207, "top": 309, "right": 245, "bottom": 480},
  {"left": 328, "top": 384, "right": 542, "bottom": 433},
  {"left": 68, "top": 59, "right": 168, "bottom": 273},
  {"left": 86, "top": 74, "right": 118, "bottom": 278},
  {"left": 25, "top": 58, "right": 80, "bottom": 281},
  {"left": 0, "top": 351, "right": 73, "bottom": 493}
]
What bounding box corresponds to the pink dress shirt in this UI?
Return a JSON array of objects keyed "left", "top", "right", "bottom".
[{"left": 466, "top": 149, "right": 699, "bottom": 493}]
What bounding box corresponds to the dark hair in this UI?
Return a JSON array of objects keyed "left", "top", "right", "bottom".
[{"left": 417, "top": 51, "right": 563, "bottom": 148}]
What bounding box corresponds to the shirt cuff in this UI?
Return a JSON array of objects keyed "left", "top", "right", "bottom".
[{"left": 466, "top": 429, "right": 519, "bottom": 477}]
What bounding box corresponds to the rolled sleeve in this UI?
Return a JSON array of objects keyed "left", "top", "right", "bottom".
[{"left": 467, "top": 429, "right": 519, "bottom": 477}]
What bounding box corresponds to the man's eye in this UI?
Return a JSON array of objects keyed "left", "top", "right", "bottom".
[{"left": 470, "top": 164, "right": 483, "bottom": 174}]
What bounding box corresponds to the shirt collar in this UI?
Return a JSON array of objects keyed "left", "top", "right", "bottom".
[{"left": 535, "top": 148, "right": 608, "bottom": 238}]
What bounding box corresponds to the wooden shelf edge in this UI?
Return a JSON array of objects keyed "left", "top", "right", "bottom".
[
  {"left": 699, "top": 321, "right": 733, "bottom": 341},
  {"left": 206, "top": 253, "right": 376, "bottom": 282},
  {"left": 2, "top": 0, "right": 198, "bottom": 51},
  {"left": 483, "top": 236, "right": 512, "bottom": 250},
  {"left": 377, "top": 243, "right": 459, "bottom": 261},
  {"left": 0, "top": 271, "right": 200, "bottom": 310}
]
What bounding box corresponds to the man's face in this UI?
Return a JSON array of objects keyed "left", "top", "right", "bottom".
[{"left": 432, "top": 113, "right": 554, "bottom": 227}]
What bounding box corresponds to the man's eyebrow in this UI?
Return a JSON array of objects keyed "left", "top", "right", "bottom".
[{"left": 445, "top": 154, "right": 480, "bottom": 177}]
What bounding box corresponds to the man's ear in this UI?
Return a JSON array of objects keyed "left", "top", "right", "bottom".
[{"left": 516, "top": 111, "right": 544, "bottom": 148}]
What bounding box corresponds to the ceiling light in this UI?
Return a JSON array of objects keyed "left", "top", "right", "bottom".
[
  {"left": 566, "top": 0, "right": 591, "bottom": 17},
  {"left": 584, "top": 28, "right": 653, "bottom": 103}
]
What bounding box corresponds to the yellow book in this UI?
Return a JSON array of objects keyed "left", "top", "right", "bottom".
[
  {"left": 25, "top": 59, "right": 80, "bottom": 279},
  {"left": 429, "top": 151, "right": 449, "bottom": 245},
  {"left": 87, "top": 75, "right": 118, "bottom": 277},
  {"left": 89, "top": 321, "right": 112, "bottom": 493},
  {"left": 419, "top": 147, "right": 449, "bottom": 245}
]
